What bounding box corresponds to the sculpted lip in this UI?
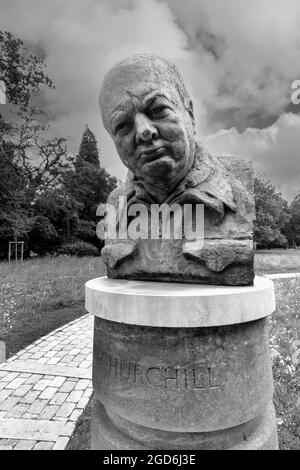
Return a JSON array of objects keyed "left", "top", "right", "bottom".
[{"left": 140, "top": 146, "right": 169, "bottom": 164}]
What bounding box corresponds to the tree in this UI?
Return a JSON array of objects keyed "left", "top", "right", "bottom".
[
  {"left": 28, "top": 188, "right": 80, "bottom": 255},
  {"left": 64, "top": 126, "right": 118, "bottom": 227},
  {"left": 0, "top": 31, "right": 53, "bottom": 109},
  {"left": 0, "top": 31, "right": 68, "bottom": 259},
  {"left": 254, "top": 175, "right": 290, "bottom": 249},
  {"left": 12, "top": 108, "right": 71, "bottom": 202},
  {"left": 284, "top": 193, "right": 300, "bottom": 246},
  {"left": 0, "top": 135, "right": 33, "bottom": 258},
  {"left": 78, "top": 125, "right": 100, "bottom": 166}
]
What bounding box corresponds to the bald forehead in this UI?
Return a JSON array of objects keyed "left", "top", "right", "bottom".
[{"left": 99, "top": 55, "right": 187, "bottom": 129}]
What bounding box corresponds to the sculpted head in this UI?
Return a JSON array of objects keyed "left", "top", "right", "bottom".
[{"left": 99, "top": 53, "right": 196, "bottom": 192}]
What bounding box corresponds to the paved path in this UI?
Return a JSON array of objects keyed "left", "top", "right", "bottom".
[{"left": 0, "top": 314, "right": 93, "bottom": 450}]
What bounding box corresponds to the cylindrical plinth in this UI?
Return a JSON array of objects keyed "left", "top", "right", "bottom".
[{"left": 86, "top": 276, "right": 278, "bottom": 450}]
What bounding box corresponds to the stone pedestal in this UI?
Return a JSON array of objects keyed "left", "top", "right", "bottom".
[{"left": 85, "top": 276, "right": 278, "bottom": 450}]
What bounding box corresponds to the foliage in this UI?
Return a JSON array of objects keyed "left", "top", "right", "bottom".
[
  {"left": 78, "top": 125, "right": 100, "bottom": 167},
  {"left": 57, "top": 240, "right": 100, "bottom": 257},
  {"left": 254, "top": 175, "right": 290, "bottom": 249},
  {"left": 268, "top": 276, "right": 300, "bottom": 450},
  {"left": 0, "top": 31, "right": 53, "bottom": 109},
  {"left": 63, "top": 125, "right": 118, "bottom": 224},
  {"left": 284, "top": 193, "right": 300, "bottom": 246}
]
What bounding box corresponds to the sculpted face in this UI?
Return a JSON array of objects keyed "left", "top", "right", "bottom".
[{"left": 99, "top": 55, "right": 196, "bottom": 193}]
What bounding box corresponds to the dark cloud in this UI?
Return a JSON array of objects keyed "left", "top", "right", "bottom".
[{"left": 1, "top": 0, "right": 300, "bottom": 200}]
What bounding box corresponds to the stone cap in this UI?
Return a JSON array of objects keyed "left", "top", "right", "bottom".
[{"left": 85, "top": 276, "right": 275, "bottom": 327}]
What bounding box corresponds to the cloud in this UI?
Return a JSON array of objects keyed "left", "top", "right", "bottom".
[
  {"left": 204, "top": 113, "right": 300, "bottom": 201},
  {"left": 0, "top": 0, "right": 207, "bottom": 180},
  {"left": 1, "top": 0, "right": 300, "bottom": 199}
]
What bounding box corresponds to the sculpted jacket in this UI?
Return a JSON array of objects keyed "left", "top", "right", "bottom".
[{"left": 98, "top": 141, "right": 255, "bottom": 285}]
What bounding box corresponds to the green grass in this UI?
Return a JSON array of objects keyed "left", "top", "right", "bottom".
[{"left": 0, "top": 255, "right": 106, "bottom": 357}]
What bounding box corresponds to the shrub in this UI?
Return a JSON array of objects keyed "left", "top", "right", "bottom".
[{"left": 57, "top": 241, "right": 99, "bottom": 257}]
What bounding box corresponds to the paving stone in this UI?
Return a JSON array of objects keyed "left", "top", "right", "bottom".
[
  {"left": 37, "top": 358, "right": 48, "bottom": 364},
  {"left": 1, "top": 372, "right": 19, "bottom": 382},
  {"left": 44, "top": 350, "right": 57, "bottom": 358},
  {"left": 38, "top": 405, "right": 59, "bottom": 420},
  {"left": 19, "top": 390, "right": 41, "bottom": 404},
  {"left": 39, "top": 387, "right": 57, "bottom": 400},
  {"left": 0, "top": 397, "right": 20, "bottom": 411},
  {"left": 0, "top": 438, "right": 18, "bottom": 447},
  {"left": 14, "top": 440, "right": 37, "bottom": 450},
  {"left": 0, "top": 444, "right": 13, "bottom": 450},
  {"left": 69, "top": 349, "right": 81, "bottom": 355},
  {"left": 52, "top": 436, "right": 69, "bottom": 450},
  {"left": 0, "top": 418, "right": 65, "bottom": 441},
  {"left": 56, "top": 402, "right": 76, "bottom": 418},
  {"left": 5, "top": 377, "right": 27, "bottom": 389},
  {"left": 66, "top": 390, "right": 83, "bottom": 403},
  {"left": 61, "top": 421, "right": 76, "bottom": 437},
  {"left": 0, "top": 389, "right": 12, "bottom": 401},
  {"left": 77, "top": 395, "right": 91, "bottom": 409},
  {"left": 27, "top": 399, "right": 48, "bottom": 414},
  {"left": 75, "top": 379, "right": 91, "bottom": 391},
  {"left": 30, "top": 352, "right": 45, "bottom": 360},
  {"left": 25, "top": 374, "right": 43, "bottom": 385},
  {"left": 33, "top": 379, "right": 52, "bottom": 391},
  {"left": 49, "top": 392, "right": 68, "bottom": 406},
  {"left": 16, "top": 373, "right": 31, "bottom": 379},
  {"left": 69, "top": 408, "right": 83, "bottom": 422},
  {"left": 47, "top": 357, "right": 60, "bottom": 365},
  {"left": 59, "top": 380, "right": 76, "bottom": 393},
  {"left": 33, "top": 441, "right": 55, "bottom": 450},
  {"left": 7, "top": 404, "right": 30, "bottom": 418},
  {"left": 79, "top": 361, "right": 90, "bottom": 368},
  {"left": 51, "top": 376, "right": 66, "bottom": 388},
  {"left": 12, "top": 385, "right": 32, "bottom": 397}
]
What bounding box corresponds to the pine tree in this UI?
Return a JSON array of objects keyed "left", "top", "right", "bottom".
[
  {"left": 77, "top": 125, "right": 100, "bottom": 167},
  {"left": 63, "top": 126, "right": 118, "bottom": 245}
]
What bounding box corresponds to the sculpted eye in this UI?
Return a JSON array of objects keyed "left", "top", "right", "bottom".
[
  {"left": 114, "top": 120, "right": 131, "bottom": 135},
  {"left": 149, "top": 105, "right": 169, "bottom": 118}
]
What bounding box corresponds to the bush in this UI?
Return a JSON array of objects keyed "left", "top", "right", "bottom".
[{"left": 57, "top": 241, "right": 99, "bottom": 257}]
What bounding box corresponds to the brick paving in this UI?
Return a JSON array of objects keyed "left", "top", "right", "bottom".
[{"left": 0, "top": 314, "right": 93, "bottom": 450}]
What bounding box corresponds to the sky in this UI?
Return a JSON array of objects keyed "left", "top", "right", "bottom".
[{"left": 1, "top": 0, "right": 300, "bottom": 201}]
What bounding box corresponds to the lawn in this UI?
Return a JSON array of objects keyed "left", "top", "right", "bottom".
[
  {"left": 0, "top": 255, "right": 106, "bottom": 358},
  {"left": 255, "top": 248, "right": 300, "bottom": 273},
  {"left": 1, "top": 254, "right": 299, "bottom": 450}
]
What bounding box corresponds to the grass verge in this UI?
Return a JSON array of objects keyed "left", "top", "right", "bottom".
[{"left": 0, "top": 255, "right": 106, "bottom": 358}]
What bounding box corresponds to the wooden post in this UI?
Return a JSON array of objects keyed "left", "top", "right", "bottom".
[
  {"left": 8, "top": 241, "right": 11, "bottom": 263},
  {"left": 15, "top": 236, "right": 17, "bottom": 262},
  {"left": 21, "top": 241, "right": 24, "bottom": 263}
]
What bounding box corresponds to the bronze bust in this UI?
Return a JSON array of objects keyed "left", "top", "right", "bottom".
[{"left": 98, "top": 54, "right": 255, "bottom": 286}]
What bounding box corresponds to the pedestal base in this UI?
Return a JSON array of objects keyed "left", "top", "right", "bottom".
[
  {"left": 86, "top": 276, "right": 278, "bottom": 450},
  {"left": 91, "top": 400, "right": 278, "bottom": 450}
]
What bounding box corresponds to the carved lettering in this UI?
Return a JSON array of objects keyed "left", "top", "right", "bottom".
[{"left": 98, "top": 352, "right": 221, "bottom": 391}]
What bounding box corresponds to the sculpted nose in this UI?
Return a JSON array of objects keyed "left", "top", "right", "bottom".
[{"left": 135, "top": 113, "right": 158, "bottom": 144}]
